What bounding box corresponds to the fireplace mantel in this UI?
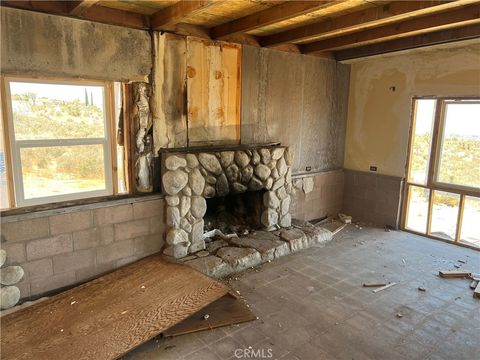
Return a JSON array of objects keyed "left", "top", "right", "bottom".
[{"left": 160, "top": 144, "right": 293, "bottom": 259}]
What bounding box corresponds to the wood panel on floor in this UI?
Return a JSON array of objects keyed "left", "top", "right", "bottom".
[
  {"left": 163, "top": 292, "right": 257, "bottom": 337},
  {"left": 0, "top": 255, "right": 229, "bottom": 360}
]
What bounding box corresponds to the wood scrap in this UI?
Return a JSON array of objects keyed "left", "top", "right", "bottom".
[
  {"left": 418, "top": 287, "right": 427, "bottom": 292},
  {"left": 332, "top": 223, "right": 347, "bottom": 235},
  {"left": 470, "top": 280, "right": 478, "bottom": 290},
  {"left": 163, "top": 292, "right": 256, "bottom": 337},
  {"left": 363, "top": 283, "right": 387, "bottom": 288},
  {"left": 474, "top": 282, "right": 480, "bottom": 299},
  {"left": 438, "top": 270, "right": 471, "bottom": 278},
  {"left": 372, "top": 282, "right": 396, "bottom": 293}
]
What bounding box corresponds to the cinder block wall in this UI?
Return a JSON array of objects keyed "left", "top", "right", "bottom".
[
  {"left": 342, "top": 170, "right": 403, "bottom": 228},
  {"left": 0, "top": 197, "right": 166, "bottom": 300},
  {"left": 290, "top": 170, "right": 344, "bottom": 222}
]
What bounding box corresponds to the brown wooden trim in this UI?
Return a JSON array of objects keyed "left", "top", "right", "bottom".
[
  {"left": 105, "top": 82, "right": 118, "bottom": 195},
  {"left": 403, "top": 228, "right": 480, "bottom": 251},
  {"left": 211, "top": 1, "right": 334, "bottom": 39},
  {"left": 455, "top": 194, "right": 466, "bottom": 242},
  {"left": 122, "top": 84, "right": 135, "bottom": 194},
  {"left": 0, "top": 76, "right": 16, "bottom": 209},
  {"left": 0, "top": 1, "right": 149, "bottom": 30},
  {"left": 68, "top": 1, "right": 99, "bottom": 16},
  {"left": 427, "top": 99, "right": 443, "bottom": 188},
  {"left": 260, "top": 1, "right": 472, "bottom": 47},
  {"left": 150, "top": 1, "right": 213, "bottom": 30},
  {"left": 302, "top": 4, "right": 480, "bottom": 53},
  {"left": 334, "top": 23, "right": 480, "bottom": 60}
]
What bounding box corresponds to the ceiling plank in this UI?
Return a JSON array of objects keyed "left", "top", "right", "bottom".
[
  {"left": 261, "top": 0, "right": 478, "bottom": 47},
  {"left": 334, "top": 23, "right": 480, "bottom": 60},
  {"left": 210, "top": 1, "right": 337, "bottom": 39},
  {"left": 81, "top": 4, "right": 148, "bottom": 29},
  {"left": 68, "top": 1, "right": 99, "bottom": 16},
  {"left": 301, "top": 4, "right": 480, "bottom": 53},
  {"left": 0, "top": 1, "right": 149, "bottom": 29},
  {"left": 150, "top": 1, "right": 214, "bottom": 30}
]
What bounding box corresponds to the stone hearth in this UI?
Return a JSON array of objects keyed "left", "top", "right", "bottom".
[
  {"left": 161, "top": 145, "right": 293, "bottom": 259},
  {"left": 181, "top": 220, "right": 333, "bottom": 279}
]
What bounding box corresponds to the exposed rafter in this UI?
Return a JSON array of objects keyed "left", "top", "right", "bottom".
[
  {"left": 210, "top": 1, "right": 336, "bottom": 39},
  {"left": 334, "top": 23, "right": 480, "bottom": 60},
  {"left": 301, "top": 4, "right": 480, "bottom": 54},
  {"left": 150, "top": 1, "right": 214, "bottom": 30},
  {"left": 68, "top": 1, "right": 99, "bottom": 16},
  {"left": 260, "top": 0, "right": 479, "bottom": 47},
  {"left": 0, "top": 1, "right": 148, "bottom": 29}
]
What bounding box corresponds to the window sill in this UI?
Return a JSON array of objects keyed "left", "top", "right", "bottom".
[{"left": 0, "top": 193, "right": 164, "bottom": 223}]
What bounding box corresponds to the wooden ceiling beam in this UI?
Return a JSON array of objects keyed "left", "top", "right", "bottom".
[
  {"left": 0, "top": 1, "right": 149, "bottom": 29},
  {"left": 150, "top": 1, "right": 214, "bottom": 30},
  {"left": 301, "top": 4, "right": 480, "bottom": 53},
  {"left": 334, "top": 23, "right": 480, "bottom": 60},
  {"left": 68, "top": 1, "right": 99, "bottom": 16},
  {"left": 260, "top": 1, "right": 478, "bottom": 47},
  {"left": 210, "top": 1, "right": 338, "bottom": 40}
]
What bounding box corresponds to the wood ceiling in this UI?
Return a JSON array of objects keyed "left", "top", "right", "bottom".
[{"left": 2, "top": 0, "right": 479, "bottom": 60}]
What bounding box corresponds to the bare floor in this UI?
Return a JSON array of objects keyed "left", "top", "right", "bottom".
[{"left": 124, "top": 225, "right": 480, "bottom": 360}]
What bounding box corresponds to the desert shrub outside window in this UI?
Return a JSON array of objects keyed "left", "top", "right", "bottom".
[{"left": 1, "top": 77, "right": 125, "bottom": 208}]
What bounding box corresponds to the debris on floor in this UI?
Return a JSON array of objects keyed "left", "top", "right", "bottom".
[
  {"left": 338, "top": 213, "right": 352, "bottom": 224},
  {"left": 439, "top": 270, "right": 480, "bottom": 298},
  {"left": 372, "top": 282, "right": 397, "bottom": 293},
  {"left": 362, "top": 282, "right": 387, "bottom": 288},
  {"left": 417, "top": 287, "right": 427, "bottom": 292}
]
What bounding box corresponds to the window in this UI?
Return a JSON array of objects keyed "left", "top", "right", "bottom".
[
  {"left": 403, "top": 98, "right": 480, "bottom": 248},
  {"left": 1, "top": 76, "right": 127, "bottom": 208}
]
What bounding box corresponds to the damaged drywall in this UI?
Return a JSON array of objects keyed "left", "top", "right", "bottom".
[
  {"left": 241, "top": 46, "right": 350, "bottom": 174},
  {"left": 1, "top": 7, "right": 151, "bottom": 82},
  {"left": 344, "top": 41, "right": 480, "bottom": 177}
]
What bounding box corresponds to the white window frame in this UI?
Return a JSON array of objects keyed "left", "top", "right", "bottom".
[{"left": 3, "top": 76, "right": 114, "bottom": 207}]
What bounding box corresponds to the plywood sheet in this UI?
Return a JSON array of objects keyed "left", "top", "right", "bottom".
[
  {"left": 186, "top": 37, "right": 241, "bottom": 145},
  {"left": 152, "top": 32, "right": 188, "bottom": 153},
  {"left": 98, "top": 0, "right": 180, "bottom": 15},
  {"left": 164, "top": 292, "right": 257, "bottom": 337},
  {"left": 0, "top": 255, "right": 229, "bottom": 360}
]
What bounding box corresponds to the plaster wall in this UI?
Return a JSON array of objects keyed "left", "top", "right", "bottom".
[
  {"left": 1, "top": 7, "right": 151, "bottom": 82},
  {"left": 344, "top": 41, "right": 480, "bottom": 178}
]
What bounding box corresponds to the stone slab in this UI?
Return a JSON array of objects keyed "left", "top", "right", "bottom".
[
  {"left": 229, "top": 232, "right": 290, "bottom": 262},
  {"left": 216, "top": 247, "right": 261, "bottom": 272},
  {"left": 184, "top": 256, "right": 233, "bottom": 278}
]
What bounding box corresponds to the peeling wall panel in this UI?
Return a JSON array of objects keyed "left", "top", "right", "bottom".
[
  {"left": 152, "top": 32, "right": 188, "bottom": 154},
  {"left": 0, "top": 7, "right": 151, "bottom": 82},
  {"left": 186, "top": 38, "right": 241, "bottom": 145},
  {"left": 241, "top": 45, "right": 350, "bottom": 174}
]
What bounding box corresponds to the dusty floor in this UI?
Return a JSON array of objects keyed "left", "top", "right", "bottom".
[{"left": 123, "top": 225, "right": 480, "bottom": 360}]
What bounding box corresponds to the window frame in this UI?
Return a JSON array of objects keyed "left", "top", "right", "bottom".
[
  {"left": 429, "top": 99, "right": 480, "bottom": 195},
  {"left": 1, "top": 75, "right": 118, "bottom": 207},
  {"left": 402, "top": 96, "right": 480, "bottom": 249}
]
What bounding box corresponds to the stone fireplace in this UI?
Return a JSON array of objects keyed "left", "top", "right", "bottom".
[{"left": 160, "top": 145, "right": 293, "bottom": 259}]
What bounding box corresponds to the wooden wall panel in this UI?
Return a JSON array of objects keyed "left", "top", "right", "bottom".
[
  {"left": 152, "top": 32, "right": 188, "bottom": 154},
  {"left": 186, "top": 38, "right": 241, "bottom": 145}
]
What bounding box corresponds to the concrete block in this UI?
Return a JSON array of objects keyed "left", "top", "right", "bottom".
[
  {"left": 94, "top": 204, "right": 133, "bottom": 226},
  {"left": 134, "top": 234, "right": 164, "bottom": 256},
  {"left": 26, "top": 234, "right": 73, "bottom": 261},
  {"left": 96, "top": 240, "right": 134, "bottom": 264},
  {"left": 75, "top": 262, "right": 116, "bottom": 283},
  {"left": 133, "top": 199, "right": 164, "bottom": 219},
  {"left": 114, "top": 219, "right": 150, "bottom": 241},
  {"left": 1, "top": 218, "right": 49, "bottom": 243},
  {"left": 1, "top": 243, "right": 26, "bottom": 264},
  {"left": 23, "top": 258, "right": 53, "bottom": 280},
  {"left": 52, "top": 249, "right": 96, "bottom": 274},
  {"left": 49, "top": 211, "right": 92, "bottom": 235},
  {"left": 149, "top": 217, "right": 166, "bottom": 235},
  {"left": 73, "top": 225, "right": 114, "bottom": 250},
  {"left": 30, "top": 271, "right": 76, "bottom": 296}
]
